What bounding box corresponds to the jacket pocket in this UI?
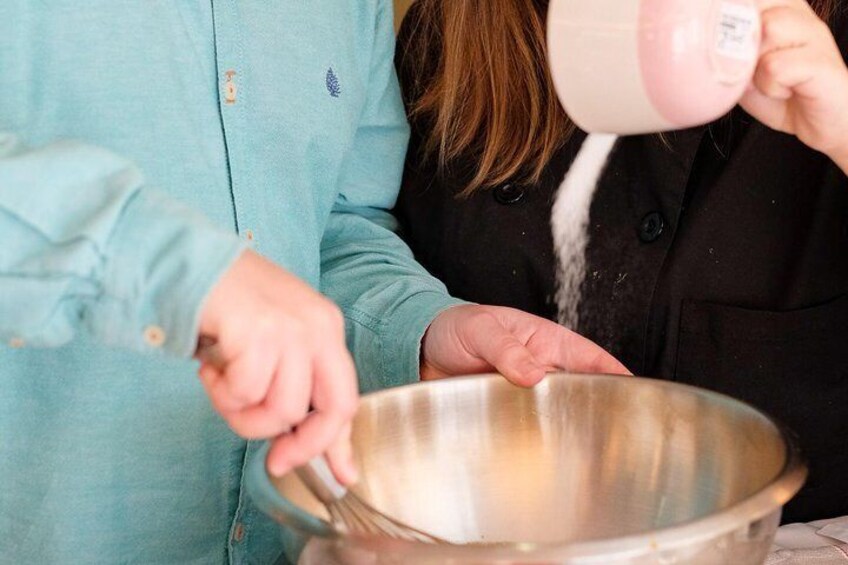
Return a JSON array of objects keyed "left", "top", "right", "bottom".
[{"left": 675, "top": 295, "right": 848, "bottom": 523}]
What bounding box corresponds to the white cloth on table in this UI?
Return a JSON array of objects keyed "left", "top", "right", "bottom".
[{"left": 767, "top": 517, "right": 848, "bottom": 564}]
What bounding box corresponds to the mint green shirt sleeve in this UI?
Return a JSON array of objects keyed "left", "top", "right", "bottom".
[
  {"left": 0, "top": 133, "right": 245, "bottom": 357},
  {"left": 319, "top": 0, "right": 466, "bottom": 393}
]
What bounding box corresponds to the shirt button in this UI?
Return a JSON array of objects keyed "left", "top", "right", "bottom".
[
  {"left": 638, "top": 211, "right": 665, "bottom": 243},
  {"left": 245, "top": 229, "right": 255, "bottom": 242},
  {"left": 493, "top": 183, "right": 526, "bottom": 205},
  {"left": 232, "top": 523, "right": 245, "bottom": 543},
  {"left": 8, "top": 337, "right": 25, "bottom": 349},
  {"left": 224, "top": 70, "right": 238, "bottom": 105},
  {"left": 143, "top": 325, "right": 167, "bottom": 348}
]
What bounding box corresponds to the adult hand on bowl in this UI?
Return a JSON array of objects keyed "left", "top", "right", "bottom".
[
  {"left": 196, "top": 251, "right": 359, "bottom": 484},
  {"left": 420, "top": 305, "right": 630, "bottom": 386}
]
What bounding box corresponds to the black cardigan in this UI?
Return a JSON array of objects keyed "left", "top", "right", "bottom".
[{"left": 394, "top": 5, "right": 848, "bottom": 523}]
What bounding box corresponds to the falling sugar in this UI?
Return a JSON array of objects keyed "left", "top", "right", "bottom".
[{"left": 551, "top": 133, "right": 618, "bottom": 329}]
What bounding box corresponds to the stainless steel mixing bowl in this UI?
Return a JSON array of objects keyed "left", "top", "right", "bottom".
[{"left": 248, "top": 373, "right": 806, "bottom": 564}]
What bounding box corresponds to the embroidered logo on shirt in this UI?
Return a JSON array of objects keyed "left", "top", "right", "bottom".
[{"left": 326, "top": 68, "right": 341, "bottom": 98}]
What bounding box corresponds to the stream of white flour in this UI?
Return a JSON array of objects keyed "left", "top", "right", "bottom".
[{"left": 551, "top": 133, "right": 618, "bottom": 329}]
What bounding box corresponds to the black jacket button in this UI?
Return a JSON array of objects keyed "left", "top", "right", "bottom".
[
  {"left": 493, "top": 183, "right": 526, "bottom": 205},
  {"left": 639, "top": 211, "right": 665, "bottom": 243}
]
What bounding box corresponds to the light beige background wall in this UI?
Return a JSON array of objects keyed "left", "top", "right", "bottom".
[{"left": 394, "top": 0, "right": 415, "bottom": 30}]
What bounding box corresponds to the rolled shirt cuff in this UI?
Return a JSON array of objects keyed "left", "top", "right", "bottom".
[
  {"left": 91, "top": 187, "right": 246, "bottom": 358},
  {"left": 348, "top": 289, "right": 467, "bottom": 393}
]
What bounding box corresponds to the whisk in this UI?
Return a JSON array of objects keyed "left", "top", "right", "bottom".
[
  {"left": 196, "top": 341, "right": 443, "bottom": 543},
  {"left": 296, "top": 457, "right": 447, "bottom": 544}
]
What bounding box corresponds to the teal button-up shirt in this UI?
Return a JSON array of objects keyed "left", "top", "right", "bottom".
[{"left": 0, "top": 2, "right": 462, "bottom": 563}]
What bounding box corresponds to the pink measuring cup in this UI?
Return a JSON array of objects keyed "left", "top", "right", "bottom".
[{"left": 548, "top": 0, "right": 762, "bottom": 134}]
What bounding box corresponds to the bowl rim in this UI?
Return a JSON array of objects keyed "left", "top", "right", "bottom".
[{"left": 248, "top": 372, "right": 808, "bottom": 559}]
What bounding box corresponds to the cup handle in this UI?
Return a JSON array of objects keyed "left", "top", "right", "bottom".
[{"left": 246, "top": 442, "right": 338, "bottom": 539}]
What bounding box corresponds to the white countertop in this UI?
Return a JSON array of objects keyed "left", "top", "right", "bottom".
[{"left": 768, "top": 516, "right": 848, "bottom": 564}]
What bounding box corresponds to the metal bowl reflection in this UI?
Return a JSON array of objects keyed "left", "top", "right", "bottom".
[{"left": 250, "top": 373, "right": 806, "bottom": 564}]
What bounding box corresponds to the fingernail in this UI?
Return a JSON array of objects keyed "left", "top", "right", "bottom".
[
  {"left": 339, "top": 450, "right": 358, "bottom": 485},
  {"left": 515, "top": 364, "right": 545, "bottom": 387},
  {"left": 532, "top": 361, "right": 548, "bottom": 378},
  {"left": 529, "top": 370, "right": 547, "bottom": 385},
  {"left": 267, "top": 459, "right": 288, "bottom": 478}
]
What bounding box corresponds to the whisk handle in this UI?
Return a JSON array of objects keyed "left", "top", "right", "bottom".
[
  {"left": 200, "top": 343, "right": 350, "bottom": 508},
  {"left": 246, "top": 442, "right": 338, "bottom": 538},
  {"left": 296, "top": 457, "right": 348, "bottom": 505}
]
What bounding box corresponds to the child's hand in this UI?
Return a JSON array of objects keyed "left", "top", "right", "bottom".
[
  {"left": 741, "top": 0, "right": 848, "bottom": 171},
  {"left": 421, "top": 305, "right": 630, "bottom": 386},
  {"left": 197, "top": 251, "right": 359, "bottom": 484}
]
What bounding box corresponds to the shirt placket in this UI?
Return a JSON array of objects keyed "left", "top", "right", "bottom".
[
  {"left": 209, "top": 1, "right": 260, "bottom": 563},
  {"left": 211, "top": 0, "right": 259, "bottom": 250}
]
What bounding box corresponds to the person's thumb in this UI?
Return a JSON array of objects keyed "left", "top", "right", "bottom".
[{"left": 462, "top": 314, "right": 547, "bottom": 387}]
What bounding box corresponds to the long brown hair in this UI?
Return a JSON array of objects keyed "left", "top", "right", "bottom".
[{"left": 402, "top": 0, "right": 839, "bottom": 195}]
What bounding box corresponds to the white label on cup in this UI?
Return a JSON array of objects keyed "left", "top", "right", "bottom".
[{"left": 715, "top": 2, "right": 758, "bottom": 61}]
